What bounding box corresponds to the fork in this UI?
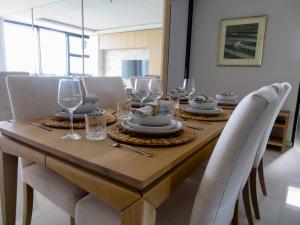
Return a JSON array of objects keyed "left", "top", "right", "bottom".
[
  {"left": 105, "top": 138, "right": 153, "bottom": 157},
  {"left": 27, "top": 122, "right": 52, "bottom": 131}
]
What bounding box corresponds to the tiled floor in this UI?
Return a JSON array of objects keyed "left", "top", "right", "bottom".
[
  {"left": 241, "top": 122, "right": 300, "bottom": 225},
  {"left": 1, "top": 125, "right": 300, "bottom": 225}
]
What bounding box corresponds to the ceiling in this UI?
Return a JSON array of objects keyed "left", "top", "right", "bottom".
[
  {"left": 0, "top": 0, "right": 62, "bottom": 16},
  {"left": 1, "top": 0, "right": 163, "bottom": 32}
]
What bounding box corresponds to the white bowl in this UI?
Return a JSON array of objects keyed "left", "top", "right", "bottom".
[
  {"left": 131, "top": 114, "right": 172, "bottom": 127},
  {"left": 189, "top": 100, "right": 217, "bottom": 110},
  {"left": 216, "top": 94, "right": 238, "bottom": 102}
]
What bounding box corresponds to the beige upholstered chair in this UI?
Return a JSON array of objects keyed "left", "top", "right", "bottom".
[
  {"left": 74, "top": 84, "right": 281, "bottom": 225},
  {"left": 250, "top": 82, "right": 291, "bottom": 219},
  {"left": 6, "top": 75, "right": 87, "bottom": 225},
  {"left": 0, "top": 71, "right": 29, "bottom": 121},
  {"left": 82, "top": 77, "right": 127, "bottom": 108},
  {"left": 188, "top": 83, "right": 286, "bottom": 225}
]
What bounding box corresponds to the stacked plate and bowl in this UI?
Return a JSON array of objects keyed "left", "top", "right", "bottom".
[
  {"left": 55, "top": 94, "right": 103, "bottom": 121},
  {"left": 182, "top": 96, "right": 224, "bottom": 116},
  {"left": 216, "top": 92, "right": 239, "bottom": 106},
  {"left": 121, "top": 103, "right": 182, "bottom": 136}
]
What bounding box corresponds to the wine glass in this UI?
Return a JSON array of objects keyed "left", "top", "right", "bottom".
[
  {"left": 149, "top": 79, "right": 163, "bottom": 102},
  {"left": 183, "top": 78, "right": 195, "bottom": 99},
  {"left": 58, "top": 79, "right": 83, "bottom": 140},
  {"left": 132, "top": 78, "right": 150, "bottom": 106}
]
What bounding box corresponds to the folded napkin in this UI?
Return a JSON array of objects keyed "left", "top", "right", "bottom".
[
  {"left": 83, "top": 94, "right": 98, "bottom": 104},
  {"left": 132, "top": 106, "right": 153, "bottom": 116},
  {"left": 74, "top": 103, "right": 98, "bottom": 114}
]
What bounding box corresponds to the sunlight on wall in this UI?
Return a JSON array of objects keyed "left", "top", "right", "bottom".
[{"left": 286, "top": 186, "right": 300, "bottom": 208}]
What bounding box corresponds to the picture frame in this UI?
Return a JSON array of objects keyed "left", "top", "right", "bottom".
[{"left": 218, "top": 16, "right": 267, "bottom": 66}]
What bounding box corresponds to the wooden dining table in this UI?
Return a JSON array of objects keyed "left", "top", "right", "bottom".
[{"left": 0, "top": 113, "right": 228, "bottom": 225}]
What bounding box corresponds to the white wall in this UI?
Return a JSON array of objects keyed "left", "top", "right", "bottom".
[
  {"left": 167, "top": 0, "right": 189, "bottom": 91},
  {"left": 0, "top": 18, "right": 7, "bottom": 71},
  {"left": 189, "top": 0, "right": 300, "bottom": 140}
]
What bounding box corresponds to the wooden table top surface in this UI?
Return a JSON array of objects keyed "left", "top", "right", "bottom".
[{"left": 0, "top": 118, "right": 226, "bottom": 190}]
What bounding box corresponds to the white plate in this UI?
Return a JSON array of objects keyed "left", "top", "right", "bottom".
[
  {"left": 183, "top": 106, "right": 224, "bottom": 115},
  {"left": 217, "top": 99, "right": 238, "bottom": 105},
  {"left": 127, "top": 119, "right": 177, "bottom": 131},
  {"left": 122, "top": 120, "right": 182, "bottom": 135},
  {"left": 55, "top": 109, "right": 105, "bottom": 119}
]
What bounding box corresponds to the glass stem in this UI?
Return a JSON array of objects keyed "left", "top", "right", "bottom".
[{"left": 69, "top": 110, "right": 74, "bottom": 135}]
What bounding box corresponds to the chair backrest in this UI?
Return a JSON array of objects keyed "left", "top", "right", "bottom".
[
  {"left": 82, "top": 76, "right": 127, "bottom": 108},
  {"left": 253, "top": 82, "right": 291, "bottom": 168},
  {"left": 6, "top": 75, "right": 65, "bottom": 122},
  {"left": 189, "top": 84, "right": 282, "bottom": 225},
  {"left": 0, "top": 71, "right": 29, "bottom": 121}
]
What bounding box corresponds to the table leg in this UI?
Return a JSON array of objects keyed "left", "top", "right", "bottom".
[
  {"left": 121, "top": 199, "right": 156, "bottom": 225},
  {"left": 0, "top": 151, "right": 18, "bottom": 225}
]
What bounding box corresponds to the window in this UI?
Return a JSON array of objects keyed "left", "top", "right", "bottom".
[
  {"left": 4, "top": 20, "right": 91, "bottom": 76},
  {"left": 40, "top": 29, "right": 67, "bottom": 75},
  {"left": 4, "top": 22, "right": 36, "bottom": 73},
  {"left": 68, "top": 35, "right": 89, "bottom": 76},
  {"left": 69, "top": 35, "right": 83, "bottom": 55},
  {"left": 85, "top": 35, "right": 98, "bottom": 75},
  {"left": 69, "top": 57, "right": 83, "bottom": 74}
]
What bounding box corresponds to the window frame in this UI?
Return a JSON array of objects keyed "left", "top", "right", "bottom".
[{"left": 67, "top": 33, "right": 90, "bottom": 76}]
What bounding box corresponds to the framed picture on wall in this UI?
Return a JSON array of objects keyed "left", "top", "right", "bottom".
[{"left": 218, "top": 16, "right": 267, "bottom": 66}]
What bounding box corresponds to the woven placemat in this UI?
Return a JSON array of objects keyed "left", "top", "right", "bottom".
[
  {"left": 108, "top": 124, "right": 196, "bottom": 146},
  {"left": 179, "top": 110, "right": 230, "bottom": 122},
  {"left": 40, "top": 113, "right": 117, "bottom": 129}
]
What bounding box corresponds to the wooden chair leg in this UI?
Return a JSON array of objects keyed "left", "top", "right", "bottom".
[
  {"left": 231, "top": 200, "right": 239, "bottom": 225},
  {"left": 0, "top": 151, "right": 18, "bottom": 225},
  {"left": 23, "top": 183, "right": 34, "bottom": 225},
  {"left": 250, "top": 168, "right": 260, "bottom": 219},
  {"left": 70, "top": 217, "right": 75, "bottom": 225},
  {"left": 258, "top": 158, "right": 267, "bottom": 196},
  {"left": 243, "top": 180, "right": 254, "bottom": 225}
]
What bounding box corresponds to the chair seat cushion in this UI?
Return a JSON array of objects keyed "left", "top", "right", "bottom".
[
  {"left": 22, "top": 163, "right": 87, "bottom": 217},
  {"left": 75, "top": 179, "right": 199, "bottom": 225}
]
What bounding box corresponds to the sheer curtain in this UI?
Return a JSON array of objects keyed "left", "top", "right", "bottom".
[{"left": 0, "top": 18, "right": 7, "bottom": 71}]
